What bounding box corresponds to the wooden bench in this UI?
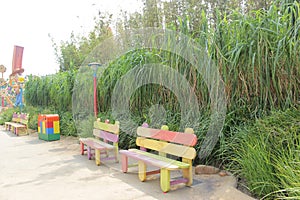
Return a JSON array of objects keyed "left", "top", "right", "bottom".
[
  {"left": 79, "top": 119, "right": 120, "bottom": 166},
  {"left": 4, "top": 113, "right": 29, "bottom": 136},
  {"left": 120, "top": 123, "right": 197, "bottom": 193}
]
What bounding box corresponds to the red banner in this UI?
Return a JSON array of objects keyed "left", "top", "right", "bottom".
[{"left": 11, "top": 45, "right": 24, "bottom": 76}]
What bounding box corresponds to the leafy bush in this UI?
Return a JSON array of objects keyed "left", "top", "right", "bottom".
[
  {"left": 0, "top": 108, "right": 18, "bottom": 125},
  {"left": 226, "top": 107, "right": 300, "bottom": 199},
  {"left": 59, "top": 111, "right": 77, "bottom": 136}
]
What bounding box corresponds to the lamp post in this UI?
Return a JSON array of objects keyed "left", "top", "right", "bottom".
[{"left": 88, "top": 62, "right": 101, "bottom": 118}]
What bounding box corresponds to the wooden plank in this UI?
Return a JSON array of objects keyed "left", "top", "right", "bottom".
[
  {"left": 119, "top": 150, "right": 180, "bottom": 170},
  {"left": 11, "top": 124, "right": 26, "bottom": 128},
  {"left": 170, "top": 178, "right": 188, "bottom": 186},
  {"left": 94, "top": 121, "right": 119, "bottom": 134},
  {"left": 129, "top": 149, "right": 190, "bottom": 168},
  {"left": 136, "top": 137, "right": 196, "bottom": 159},
  {"left": 7, "top": 122, "right": 24, "bottom": 126},
  {"left": 80, "top": 138, "right": 114, "bottom": 150},
  {"left": 93, "top": 129, "right": 119, "bottom": 143},
  {"left": 137, "top": 127, "right": 197, "bottom": 146}
]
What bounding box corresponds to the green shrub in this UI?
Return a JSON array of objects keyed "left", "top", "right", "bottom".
[
  {"left": 59, "top": 111, "right": 77, "bottom": 136},
  {"left": 0, "top": 108, "right": 18, "bottom": 125},
  {"left": 226, "top": 108, "right": 300, "bottom": 199}
]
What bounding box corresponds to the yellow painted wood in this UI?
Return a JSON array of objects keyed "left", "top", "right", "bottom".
[
  {"left": 160, "top": 168, "right": 171, "bottom": 192},
  {"left": 136, "top": 138, "right": 196, "bottom": 159},
  {"left": 182, "top": 158, "right": 193, "bottom": 186},
  {"left": 53, "top": 121, "right": 60, "bottom": 133},
  {"left": 42, "top": 122, "right": 46, "bottom": 133},
  {"left": 184, "top": 128, "right": 194, "bottom": 134},
  {"left": 138, "top": 161, "right": 147, "bottom": 181},
  {"left": 94, "top": 121, "right": 120, "bottom": 134},
  {"left": 114, "top": 143, "right": 119, "bottom": 162},
  {"left": 95, "top": 149, "right": 101, "bottom": 165}
]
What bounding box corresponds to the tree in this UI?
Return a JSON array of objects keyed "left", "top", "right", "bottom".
[{"left": 52, "top": 12, "right": 113, "bottom": 72}]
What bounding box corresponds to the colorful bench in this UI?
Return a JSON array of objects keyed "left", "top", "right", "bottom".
[
  {"left": 79, "top": 119, "right": 120, "bottom": 166},
  {"left": 4, "top": 113, "right": 29, "bottom": 136},
  {"left": 120, "top": 124, "right": 197, "bottom": 193}
]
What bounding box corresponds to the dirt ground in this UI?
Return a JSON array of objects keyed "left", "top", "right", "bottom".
[{"left": 0, "top": 127, "right": 255, "bottom": 200}]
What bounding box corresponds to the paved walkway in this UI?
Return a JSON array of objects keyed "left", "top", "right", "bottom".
[{"left": 0, "top": 128, "right": 255, "bottom": 200}]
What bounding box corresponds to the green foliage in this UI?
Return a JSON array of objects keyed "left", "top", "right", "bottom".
[
  {"left": 59, "top": 111, "right": 77, "bottom": 136},
  {"left": 50, "top": 13, "right": 113, "bottom": 72},
  {"left": 0, "top": 108, "right": 18, "bottom": 125},
  {"left": 225, "top": 108, "right": 300, "bottom": 199},
  {"left": 25, "top": 71, "right": 76, "bottom": 112},
  {"left": 17, "top": 2, "right": 300, "bottom": 198},
  {"left": 23, "top": 106, "right": 41, "bottom": 130},
  {"left": 75, "top": 115, "right": 94, "bottom": 138}
]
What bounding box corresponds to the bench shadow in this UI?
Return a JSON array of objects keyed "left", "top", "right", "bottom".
[
  {"left": 100, "top": 161, "right": 212, "bottom": 199},
  {"left": 48, "top": 147, "right": 67, "bottom": 152},
  {"left": 25, "top": 138, "right": 45, "bottom": 145}
]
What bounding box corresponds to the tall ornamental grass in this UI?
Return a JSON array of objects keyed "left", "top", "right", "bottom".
[{"left": 226, "top": 108, "right": 300, "bottom": 199}]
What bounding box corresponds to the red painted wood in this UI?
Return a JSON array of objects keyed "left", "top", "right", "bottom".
[
  {"left": 80, "top": 142, "right": 84, "bottom": 155},
  {"left": 146, "top": 169, "right": 160, "bottom": 176},
  {"left": 170, "top": 178, "right": 188, "bottom": 185},
  {"left": 137, "top": 127, "right": 197, "bottom": 146},
  {"left": 93, "top": 76, "right": 97, "bottom": 118},
  {"left": 121, "top": 154, "right": 128, "bottom": 173}
]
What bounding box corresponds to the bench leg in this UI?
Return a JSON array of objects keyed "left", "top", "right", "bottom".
[
  {"left": 114, "top": 143, "right": 119, "bottom": 163},
  {"left": 160, "top": 168, "right": 171, "bottom": 193},
  {"left": 138, "top": 161, "right": 147, "bottom": 182},
  {"left": 95, "top": 149, "right": 101, "bottom": 166},
  {"left": 15, "top": 128, "right": 19, "bottom": 136},
  {"left": 87, "top": 147, "right": 92, "bottom": 159},
  {"left": 80, "top": 142, "right": 85, "bottom": 155},
  {"left": 182, "top": 158, "right": 193, "bottom": 186},
  {"left": 121, "top": 154, "right": 128, "bottom": 173}
]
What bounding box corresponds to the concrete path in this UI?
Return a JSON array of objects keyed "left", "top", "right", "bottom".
[{"left": 0, "top": 128, "right": 255, "bottom": 200}]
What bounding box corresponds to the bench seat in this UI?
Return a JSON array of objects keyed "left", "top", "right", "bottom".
[
  {"left": 11, "top": 124, "right": 26, "bottom": 128},
  {"left": 80, "top": 138, "right": 115, "bottom": 151},
  {"left": 120, "top": 149, "right": 190, "bottom": 170},
  {"left": 4, "top": 122, "right": 20, "bottom": 126}
]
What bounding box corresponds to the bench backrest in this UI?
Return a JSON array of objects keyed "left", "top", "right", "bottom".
[
  {"left": 19, "top": 113, "right": 29, "bottom": 125},
  {"left": 136, "top": 125, "right": 197, "bottom": 160},
  {"left": 93, "top": 119, "right": 120, "bottom": 144},
  {"left": 12, "top": 113, "right": 19, "bottom": 123},
  {"left": 12, "top": 113, "right": 29, "bottom": 125}
]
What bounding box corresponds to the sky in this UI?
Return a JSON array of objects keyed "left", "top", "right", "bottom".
[{"left": 0, "top": 0, "right": 142, "bottom": 79}]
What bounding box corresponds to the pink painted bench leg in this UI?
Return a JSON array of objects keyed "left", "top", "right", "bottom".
[
  {"left": 87, "top": 147, "right": 92, "bottom": 160},
  {"left": 121, "top": 154, "right": 128, "bottom": 173}
]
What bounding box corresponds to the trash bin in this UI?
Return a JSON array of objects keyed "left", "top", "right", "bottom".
[{"left": 38, "top": 114, "right": 60, "bottom": 141}]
